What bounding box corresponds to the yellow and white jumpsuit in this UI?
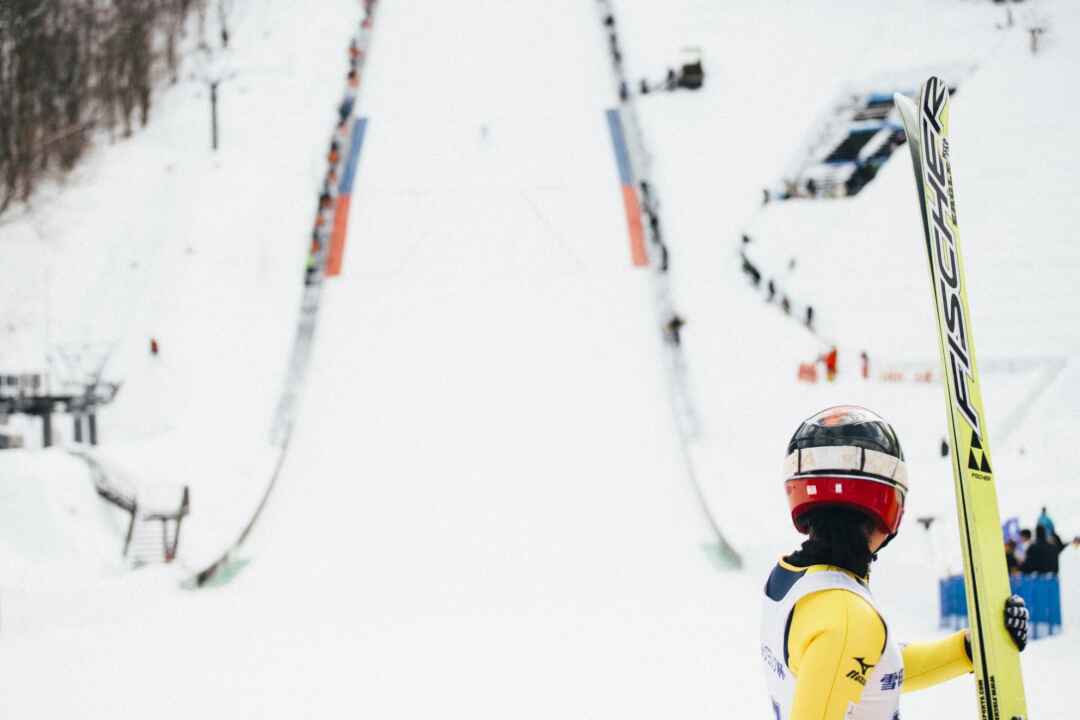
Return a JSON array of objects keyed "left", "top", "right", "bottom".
[{"left": 760, "top": 560, "right": 972, "bottom": 720}]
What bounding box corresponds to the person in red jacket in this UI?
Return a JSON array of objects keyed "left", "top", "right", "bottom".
[{"left": 820, "top": 346, "right": 838, "bottom": 382}]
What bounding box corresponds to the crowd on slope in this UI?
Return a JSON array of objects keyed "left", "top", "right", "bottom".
[
  {"left": 739, "top": 234, "right": 817, "bottom": 334},
  {"left": 1004, "top": 508, "right": 1078, "bottom": 577},
  {"left": 600, "top": 12, "right": 705, "bottom": 101},
  {"left": 306, "top": 0, "right": 378, "bottom": 286},
  {"left": 597, "top": 6, "right": 687, "bottom": 352},
  {"left": 737, "top": 234, "right": 883, "bottom": 386}
]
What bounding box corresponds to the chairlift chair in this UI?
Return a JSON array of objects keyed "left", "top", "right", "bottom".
[{"left": 678, "top": 46, "right": 704, "bottom": 90}]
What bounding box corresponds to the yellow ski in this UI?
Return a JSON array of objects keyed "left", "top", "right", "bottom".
[{"left": 894, "top": 78, "right": 1028, "bottom": 720}]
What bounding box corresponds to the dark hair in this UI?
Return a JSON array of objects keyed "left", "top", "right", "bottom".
[
  {"left": 785, "top": 506, "right": 877, "bottom": 578},
  {"left": 1035, "top": 525, "right": 1048, "bottom": 542}
]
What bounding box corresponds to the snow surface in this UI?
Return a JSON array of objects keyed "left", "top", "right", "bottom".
[{"left": 0, "top": 0, "right": 1078, "bottom": 718}]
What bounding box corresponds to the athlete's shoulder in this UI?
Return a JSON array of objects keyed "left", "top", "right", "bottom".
[
  {"left": 764, "top": 559, "right": 809, "bottom": 602},
  {"left": 764, "top": 558, "right": 867, "bottom": 602},
  {"left": 796, "top": 587, "right": 883, "bottom": 638}
]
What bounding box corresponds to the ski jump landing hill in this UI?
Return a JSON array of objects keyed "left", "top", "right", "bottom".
[
  {"left": 5, "top": 1, "right": 1079, "bottom": 718},
  {"left": 0, "top": 2, "right": 755, "bottom": 718},
  {"left": 197, "top": 0, "right": 740, "bottom": 587}
]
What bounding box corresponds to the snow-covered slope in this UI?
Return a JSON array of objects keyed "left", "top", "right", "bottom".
[
  {"left": 0, "top": 0, "right": 365, "bottom": 566},
  {"left": 1, "top": 0, "right": 1078, "bottom": 718},
  {"left": 0, "top": 1, "right": 739, "bottom": 717},
  {"left": 615, "top": 0, "right": 1080, "bottom": 716}
]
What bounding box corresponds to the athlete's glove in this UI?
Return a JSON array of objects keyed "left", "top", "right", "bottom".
[
  {"left": 962, "top": 595, "right": 1029, "bottom": 661},
  {"left": 1004, "top": 594, "right": 1029, "bottom": 651}
]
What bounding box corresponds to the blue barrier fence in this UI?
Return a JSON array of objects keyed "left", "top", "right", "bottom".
[{"left": 940, "top": 574, "right": 1062, "bottom": 639}]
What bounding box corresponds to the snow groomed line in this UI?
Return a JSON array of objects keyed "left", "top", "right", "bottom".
[
  {"left": 192, "top": 224, "right": 325, "bottom": 587},
  {"left": 190, "top": 3, "right": 380, "bottom": 587},
  {"left": 326, "top": 116, "right": 368, "bottom": 277},
  {"left": 605, "top": 109, "right": 648, "bottom": 267},
  {"left": 596, "top": 1, "right": 741, "bottom": 568}
]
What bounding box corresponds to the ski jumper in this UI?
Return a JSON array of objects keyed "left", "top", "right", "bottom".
[{"left": 761, "top": 560, "right": 972, "bottom": 720}]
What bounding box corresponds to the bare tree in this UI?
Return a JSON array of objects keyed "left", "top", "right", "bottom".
[{"left": 0, "top": 0, "right": 204, "bottom": 215}]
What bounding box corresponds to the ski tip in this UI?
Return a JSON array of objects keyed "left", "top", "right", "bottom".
[{"left": 893, "top": 92, "right": 918, "bottom": 129}]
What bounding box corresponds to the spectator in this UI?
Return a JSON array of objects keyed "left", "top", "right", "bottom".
[
  {"left": 860, "top": 351, "right": 869, "bottom": 379},
  {"left": 939, "top": 437, "right": 949, "bottom": 458},
  {"left": 338, "top": 97, "right": 354, "bottom": 124},
  {"left": 640, "top": 78, "right": 650, "bottom": 95},
  {"left": 664, "top": 314, "right": 686, "bottom": 346},
  {"left": 1037, "top": 507, "right": 1055, "bottom": 535},
  {"left": 741, "top": 254, "right": 761, "bottom": 287},
  {"left": 664, "top": 68, "right": 677, "bottom": 91},
  {"left": 328, "top": 144, "right": 341, "bottom": 166},
  {"left": 806, "top": 177, "right": 818, "bottom": 197},
  {"left": 1020, "top": 525, "right": 1065, "bottom": 575},
  {"left": 347, "top": 68, "right": 359, "bottom": 89},
  {"left": 1003, "top": 516, "right": 1022, "bottom": 545},
  {"left": 1017, "top": 528, "right": 1033, "bottom": 564},
  {"left": 780, "top": 296, "right": 791, "bottom": 315},
  {"left": 805, "top": 305, "right": 814, "bottom": 330},
  {"left": 1005, "top": 540, "right": 1021, "bottom": 575},
  {"left": 150, "top": 338, "right": 159, "bottom": 356},
  {"left": 821, "top": 346, "right": 838, "bottom": 382},
  {"left": 609, "top": 35, "right": 621, "bottom": 66},
  {"left": 659, "top": 243, "right": 669, "bottom": 273},
  {"left": 766, "top": 279, "right": 776, "bottom": 302}
]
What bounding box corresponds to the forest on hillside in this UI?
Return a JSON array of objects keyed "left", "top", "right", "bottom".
[{"left": 0, "top": 0, "right": 211, "bottom": 214}]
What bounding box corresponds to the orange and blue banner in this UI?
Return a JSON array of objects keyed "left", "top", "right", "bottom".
[
  {"left": 605, "top": 109, "right": 647, "bottom": 267},
  {"left": 327, "top": 116, "right": 368, "bottom": 277}
]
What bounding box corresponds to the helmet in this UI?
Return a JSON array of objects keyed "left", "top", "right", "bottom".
[{"left": 783, "top": 405, "right": 908, "bottom": 535}]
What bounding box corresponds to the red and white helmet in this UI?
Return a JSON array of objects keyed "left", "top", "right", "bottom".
[{"left": 784, "top": 405, "right": 908, "bottom": 535}]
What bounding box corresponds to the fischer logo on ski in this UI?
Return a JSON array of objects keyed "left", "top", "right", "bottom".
[
  {"left": 918, "top": 77, "right": 980, "bottom": 439},
  {"left": 895, "top": 76, "right": 1028, "bottom": 720},
  {"left": 968, "top": 429, "right": 992, "bottom": 480}
]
